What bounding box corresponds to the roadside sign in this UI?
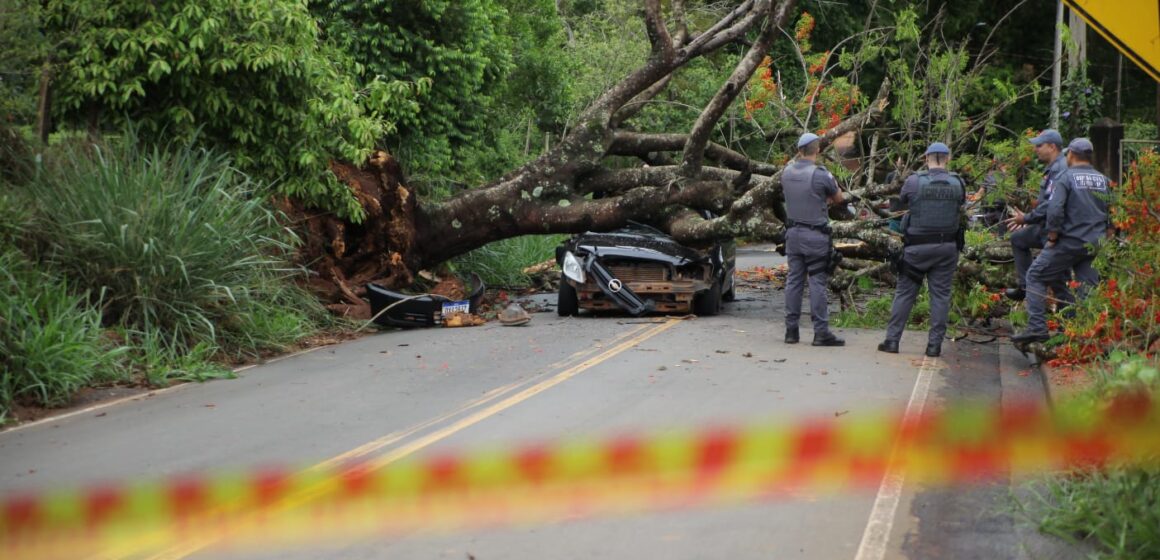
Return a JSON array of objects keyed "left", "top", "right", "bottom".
[{"left": 1065, "top": 0, "right": 1160, "bottom": 82}]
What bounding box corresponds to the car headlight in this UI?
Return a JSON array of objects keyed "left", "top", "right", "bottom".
[{"left": 562, "top": 251, "right": 586, "bottom": 283}]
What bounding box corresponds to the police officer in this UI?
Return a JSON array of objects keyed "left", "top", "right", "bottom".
[
  {"left": 1012, "top": 138, "right": 1110, "bottom": 344},
  {"left": 1003, "top": 129, "right": 1069, "bottom": 301},
  {"left": 782, "top": 132, "right": 847, "bottom": 347},
  {"left": 877, "top": 142, "right": 966, "bottom": 358}
]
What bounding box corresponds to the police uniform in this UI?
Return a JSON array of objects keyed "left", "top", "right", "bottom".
[
  {"left": 879, "top": 143, "right": 965, "bottom": 357},
  {"left": 783, "top": 134, "right": 843, "bottom": 346},
  {"left": 1009, "top": 129, "right": 1069, "bottom": 299},
  {"left": 1014, "top": 138, "right": 1109, "bottom": 343}
]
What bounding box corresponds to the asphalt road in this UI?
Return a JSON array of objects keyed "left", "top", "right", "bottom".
[{"left": 0, "top": 245, "right": 1083, "bottom": 559}]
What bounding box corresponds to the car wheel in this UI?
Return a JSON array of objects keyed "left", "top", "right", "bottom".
[
  {"left": 557, "top": 277, "right": 579, "bottom": 316},
  {"left": 722, "top": 271, "right": 736, "bottom": 302},
  {"left": 693, "top": 279, "right": 722, "bottom": 316}
]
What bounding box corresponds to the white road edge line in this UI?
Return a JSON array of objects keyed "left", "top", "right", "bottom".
[
  {"left": 0, "top": 345, "right": 329, "bottom": 436},
  {"left": 853, "top": 355, "right": 940, "bottom": 560}
]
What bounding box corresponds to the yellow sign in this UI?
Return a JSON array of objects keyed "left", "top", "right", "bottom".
[{"left": 1066, "top": 0, "right": 1160, "bottom": 82}]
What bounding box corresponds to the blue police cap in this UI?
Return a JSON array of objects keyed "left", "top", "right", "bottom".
[
  {"left": 1029, "top": 129, "right": 1064, "bottom": 147},
  {"left": 1067, "top": 137, "right": 1094, "bottom": 154},
  {"left": 796, "top": 132, "right": 820, "bottom": 149},
  {"left": 924, "top": 142, "right": 950, "bottom": 155}
]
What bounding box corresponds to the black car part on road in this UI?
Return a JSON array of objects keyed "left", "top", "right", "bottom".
[{"left": 365, "top": 273, "right": 485, "bottom": 328}]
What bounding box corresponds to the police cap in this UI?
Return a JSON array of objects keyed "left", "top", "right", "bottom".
[
  {"left": 796, "top": 132, "right": 820, "bottom": 149},
  {"left": 1067, "top": 137, "right": 1094, "bottom": 155},
  {"left": 924, "top": 142, "right": 950, "bottom": 155},
  {"left": 1029, "top": 129, "right": 1064, "bottom": 147}
]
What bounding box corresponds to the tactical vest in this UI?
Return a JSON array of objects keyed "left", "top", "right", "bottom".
[
  {"left": 906, "top": 172, "right": 963, "bottom": 235},
  {"left": 782, "top": 161, "right": 828, "bottom": 226}
]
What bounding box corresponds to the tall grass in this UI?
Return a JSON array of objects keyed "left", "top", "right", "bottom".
[
  {"left": 0, "top": 249, "right": 120, "bottom": 422},
  {"left": 20, "top": 132, "right": 320, "bottom": 360},
  {"left": 452, "top": 234, "right": 565, "bottom": 288}
]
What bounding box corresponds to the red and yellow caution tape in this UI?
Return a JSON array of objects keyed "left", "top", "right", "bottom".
[{"left": 3, "top": 392, "right": 1159, "bottom": 558}]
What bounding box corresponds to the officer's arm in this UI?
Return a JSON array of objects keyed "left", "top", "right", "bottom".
[
  {"left": 1024, "top": 191, "right": 1051, "bottom": 224},
  {"left": 897, "top": 175, "right": 918, "bottom": 209},
  {"left": 818, "top": 169, "right": 844, "bottom": 205}
]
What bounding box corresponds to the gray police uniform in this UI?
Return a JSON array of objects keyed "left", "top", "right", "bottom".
[
  {"left": 782, "top": 159, "right": 839, "bottom": 336},
  {"left": 1011, "top": 154, "right": 1068, "bottom": 288},
  {"left": 1024, "top": 164, "right": 1109, "bottom": 335},
  {"left": 885, "top": 169, "right": 965, "bottom": 346}
]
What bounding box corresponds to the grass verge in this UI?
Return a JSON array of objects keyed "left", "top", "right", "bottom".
[
  {"left": 19, "top": 131, "right": 321, "bottom": 361},
  {"left": 0, "top": 248, "right": 124, "bottom": 423},
  {"left": 1018, "top": 353, "right": 1160, "bottom": 559},
  {"left": 1, "top": 131, "right": 331, "bottom": 423}
]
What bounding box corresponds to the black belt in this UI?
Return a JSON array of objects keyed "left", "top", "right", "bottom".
[
  {"left": 786, "top": 220, "right": 832, "bottom": 235},
  {"left": 904, "top": 232, "right": 956, "bottom": 245}
]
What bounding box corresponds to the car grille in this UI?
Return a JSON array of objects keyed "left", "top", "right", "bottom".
[{"left": 606, "top": 262, "right": 668, "bottom": 283}]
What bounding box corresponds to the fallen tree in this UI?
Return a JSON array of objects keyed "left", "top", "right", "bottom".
[{"left": 288, "top": 0, "right": 1019, "bottom": 316}]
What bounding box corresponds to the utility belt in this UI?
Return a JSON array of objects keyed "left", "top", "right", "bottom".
[
  {"left": 785, "top": 219, "right": 842, "bottom": 275},
  {"left": 903, "top": 232, "right": 957, "bottom": 246},
  {"left": 786, "top": 219, "right": 832, "bottom": 236}
]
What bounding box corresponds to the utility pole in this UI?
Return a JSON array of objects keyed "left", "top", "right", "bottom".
[
  {"left": 1050, "top": 0, "right": 1064, "bottom": 129},
  {"left": 1116, "top": 54, "right": 1123, "bottom": 123}
]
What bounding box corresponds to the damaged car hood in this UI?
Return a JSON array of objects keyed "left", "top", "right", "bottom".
[{"left": 572, "top": 228, "right": 708, "bottom": 266}]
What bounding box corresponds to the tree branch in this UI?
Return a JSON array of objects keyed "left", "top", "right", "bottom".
[
  {"left": 681, "top": 0, "right": 764, "bottom": 59},
  {"left": 610, "top": 74, "right": 674, "bottom": 128},
  {"left": 610, "top": 132, "right": 779, "bottom": 175},
  {"left": 643, "top": 0, "right": 674, "bottom": 56},
  {"left": 680, "top": 0, "right": 789, "bottom": 177}
]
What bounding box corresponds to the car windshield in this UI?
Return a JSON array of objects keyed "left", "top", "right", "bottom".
[{"left": 624, "top": 220, "right": 668, "bottom": 236}]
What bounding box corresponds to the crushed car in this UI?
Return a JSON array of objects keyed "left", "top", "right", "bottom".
[
  {"left": 554, "top": 222, "right": 735, "bottom": 317},
  {"left": 366, "top": 273, "right": 485, "bottom": 328}
]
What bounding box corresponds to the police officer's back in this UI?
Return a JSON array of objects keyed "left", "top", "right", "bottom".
[
  {"left": 878, "top": 142, "right": 966, "bottom": 357},
  {"left": 781, "top": 132, "right": 846, "bottom": 347}
]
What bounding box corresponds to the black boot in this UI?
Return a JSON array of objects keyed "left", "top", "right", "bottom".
[
  {"left": 877, "top": 340, "right": 899, "bottom": 353},
  {"left": 1004, "top": 287, "right": 1026, "bottom": 301},
  {"left": 1011, "top": 331, "right": 1050, "bottom": 344},
  {"left": 784, "top": 328, "right": 799, "bottom": 344},
  {"left": 812, "top": 333, "right": 845, "bottom": 347},
  {"left": 925, "top": 342, "right": 941, "bottom": 357}
]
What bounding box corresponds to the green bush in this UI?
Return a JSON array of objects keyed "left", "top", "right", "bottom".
[
  {"left": 0, "top": 249, "right": 119, "bottom": 422},
  {"left": 452, "top": 234, "right": 565, "bottom": 288},
  {"left": 19, "top": 132, "right": 320, "bottom": 360},
  {"left": 833, "top": 286, "right": 931, "bottom": 330}
]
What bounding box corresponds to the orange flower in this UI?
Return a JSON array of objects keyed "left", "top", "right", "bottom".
[
  {"left": 989, "top": 293, "right": 1001, "bottom": 302},
  {"left": 1067, "top": 280, "right": 1081, "bottom": 289}
]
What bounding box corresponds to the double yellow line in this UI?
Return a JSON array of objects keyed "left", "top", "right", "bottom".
[{"left": 132, "top": 318, "right": 680, "bottom": 560}]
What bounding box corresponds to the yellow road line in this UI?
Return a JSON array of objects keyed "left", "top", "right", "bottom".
[
  {"left": 142, "top": 319, "right": 679, "bottom": 560},
  {"left": 368, "top": 319, "right": 679, "bottom": 469}
]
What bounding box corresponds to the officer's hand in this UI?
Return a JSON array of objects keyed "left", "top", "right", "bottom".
[{"left": 1002, "top": 209, "right": 1025, "bottom": 231}]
